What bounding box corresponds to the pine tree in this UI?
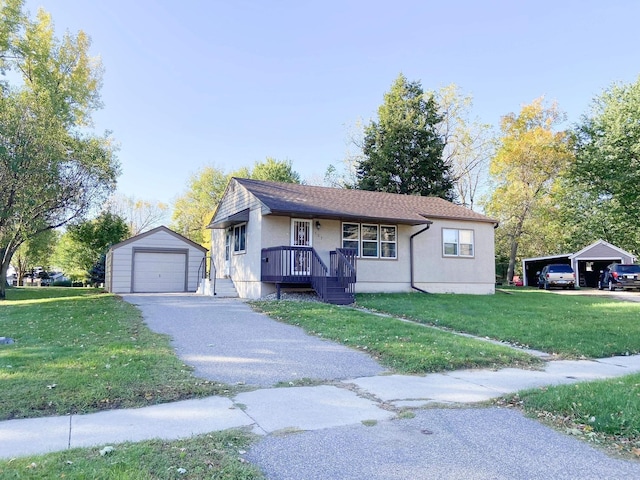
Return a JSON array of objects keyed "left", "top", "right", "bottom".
[{"left": 357, "top": 74, "right": 453, "bottom": 199}]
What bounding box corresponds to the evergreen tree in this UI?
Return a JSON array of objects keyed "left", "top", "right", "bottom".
[{"left": 356, "top": 74, "right": 453, "bottom": 199}]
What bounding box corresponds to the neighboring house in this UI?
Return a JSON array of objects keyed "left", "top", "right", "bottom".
[
  {"left": 207, "top": 178, "right": 498, "bottom": 303},
  {"left": 105, "top": 226, "right": 207, "bottom": 294},
  {"left": 522, "top": 240, "right": 637, "bottom": 288}
]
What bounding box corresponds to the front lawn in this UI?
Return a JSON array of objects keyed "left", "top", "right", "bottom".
[
  {"left": 0, "top": 429, "right": 263, "bottom": 479},
  {"left": 503, "top": 373, "right": 640, "bottom": 458},
  {"left": 251, "top": 300, "right": 539, "bottom": 373},
  {"left": 356, "top": 290, "right": 640, "bottom": 358},
  {"left": 0, "top": 288, "right": 232, "bottom": 420}
]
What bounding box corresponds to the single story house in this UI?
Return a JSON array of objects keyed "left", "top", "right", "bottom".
[
  {"left": 105, "top": 226, "right": 207, "bottom": 293},
  {"left": 522, "top": 240, "right": 637, "bottom": 288},
  {"left": 206, "top": 178, "right": 498, "bottom": 303}
]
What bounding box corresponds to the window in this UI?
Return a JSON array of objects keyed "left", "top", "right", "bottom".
[
  {"left": 342, "top": 223, "right": 359, "bottom": 255},
  {"left": 342, "top": 223, "right": 397, "bottom": 259},
  {"left": 380, "top": 225, "right": 397, "bottom": 258},
  {"left": 361, "top": 224, "right": 378, "bottom": 257},
  {"left": 233, "top": 223, "right": 246, "bottom": 253},
  {"left": 443, "top": 228, "right": 474, "bottom": 257}
]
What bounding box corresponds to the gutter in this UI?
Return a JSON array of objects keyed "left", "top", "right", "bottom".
[{"left": 410, "top": 223, "right": 432, "bottom": 294}]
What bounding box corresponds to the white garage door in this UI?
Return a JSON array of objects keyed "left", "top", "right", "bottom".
[{"left": 133, "top": 251, "right": 186, "bottom": 293}]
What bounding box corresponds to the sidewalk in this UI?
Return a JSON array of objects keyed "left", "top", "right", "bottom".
[{"left": 3, "top": 354, "right": 640, "bottom": 460}]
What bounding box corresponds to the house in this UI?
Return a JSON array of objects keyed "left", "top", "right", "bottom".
[
  {"left": 522, "top": 240, "right": 637, "bottom": 288},
  {"left": 105, "top": 226, "right": 207, "bottom": 294},
  {"left": 206, "top": 178, "right": 498, "bottom": 303}
]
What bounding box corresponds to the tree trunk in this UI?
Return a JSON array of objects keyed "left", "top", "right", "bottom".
[
  {"left": 507, "top": 239, "right": 519, "bottom": 284},
  {"left": 0, "top": 260, "right": 8, "bottom": 300}
]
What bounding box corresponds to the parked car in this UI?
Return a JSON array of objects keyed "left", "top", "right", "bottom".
[
  {"left": 598, "top": 263, "right": 640, "bottom": 291},
  {"left": 537, "top": 264, "right": 575, "bottom": 290}
]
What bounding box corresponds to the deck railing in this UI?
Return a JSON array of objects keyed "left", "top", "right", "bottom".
[
  {"left": 331, "top": 248, "right": 357, "bottom": 295},
  {"left": 261, "top": 246, "right": 356, "bottom": 303}
]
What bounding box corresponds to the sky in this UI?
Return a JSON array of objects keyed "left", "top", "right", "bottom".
[{"left": 23, "top": 0, "right": 640, "bottom": 209}]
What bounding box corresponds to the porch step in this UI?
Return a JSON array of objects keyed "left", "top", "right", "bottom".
[{"left": 198, "top": 278, "right": 239, "bottom": 298}]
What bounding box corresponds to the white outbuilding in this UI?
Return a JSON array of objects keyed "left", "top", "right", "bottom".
[{"left": 105, "top": 226, "right": 207, "bottom": 294}]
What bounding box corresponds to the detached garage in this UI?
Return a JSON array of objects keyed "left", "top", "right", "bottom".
[{"left": 105, "top": 226, "right": 207, "bottom": 293}]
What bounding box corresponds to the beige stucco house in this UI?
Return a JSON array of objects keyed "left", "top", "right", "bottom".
[{"left": 207, "top": 178, "right": 498, "bottom": 303}]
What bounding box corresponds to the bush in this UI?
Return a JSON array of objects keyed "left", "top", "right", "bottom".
[
  {"left": 52, "top": 280, "right": 72, "bottom": 287},
  {"left": 72, "top": 281, "right": 84, "bottom": 287}
]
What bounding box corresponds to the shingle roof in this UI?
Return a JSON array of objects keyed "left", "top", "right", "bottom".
[{"left": 234, "top": 178, "right": 496, "bottom": 225}]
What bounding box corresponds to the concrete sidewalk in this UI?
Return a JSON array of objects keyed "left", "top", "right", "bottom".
[{"left": 2, "top": 354, "right": 640, "bottom": 460}]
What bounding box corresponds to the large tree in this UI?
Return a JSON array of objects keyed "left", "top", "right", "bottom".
[
  {"left": 484, "top": 98, "right": 573, "bottom": 282},
  {"left": 356, "top": 74, "right": 453, "bottom": 199},
  {"left": 434, "top": 84, "right": 495, "bottom": 210},
  {"left": 105, "top": 194, "right": 169, "bottom": 236},
  {"left": 562, "top": 76, "right": 640, "bottom": 254},
  {"left": 0, "top": 2, "right": 118, "bottom": 299},
  {"left": 54, "top": 212, "right": 129, "bottom": 281}
]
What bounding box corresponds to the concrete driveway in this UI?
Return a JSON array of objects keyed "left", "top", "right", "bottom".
[{"left": 121, "top": 294, "right": 385, "bottom": 387}]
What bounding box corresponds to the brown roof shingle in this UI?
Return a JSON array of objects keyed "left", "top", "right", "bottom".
[{"left": 235, "top": 178, "right": 496, "bottom": 225}]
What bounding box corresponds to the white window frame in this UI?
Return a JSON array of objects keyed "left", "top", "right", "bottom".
[
  {"left": 233, "top": 223, "right": 246, "bottom": 254},
  {"left": 342, "top": 222, "right": 397, "bottom": 260},
  {"left": 342, "top": 222, "right": 360, "bottom": 256},
  {"left": 361, "top": 224, "right": 379, "bottom": 258},
  {"left": 380, "top": 225, "right": 397, "bottom": 259},
  {"left": 442, "top": 228, "right": 474, "bottom": 258}
]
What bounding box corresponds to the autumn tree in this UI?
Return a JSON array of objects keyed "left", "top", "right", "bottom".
[
  {"left": 0, "top": 1, "right": 118, "bottom": 298},
  {"left": 434, "top": 84, "right": 495, "bottom": 210},
  {"left": 356, "top": 74, "right": 453, "bottom": 199},
  {"left": 105, "top": 194, "right": 169, "bottom": 236},
  {"left": 484, "top": 98, "right": 573, "bottom": 282},
  {"left": 561, "top": 76, "right": 640, "bottom": 254}
]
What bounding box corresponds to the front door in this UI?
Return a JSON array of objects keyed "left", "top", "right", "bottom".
[
  {"left": 291, "top": 219, "right": 312, "bottom": 275},
  {"left": 224, "top": 231, "right": 231, "bottom": 277}
]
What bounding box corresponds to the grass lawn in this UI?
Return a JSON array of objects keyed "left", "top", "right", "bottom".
[
  {"left": 0, "top": 429, "right": 263, "bottom": 479},
  {"left": 0, "top": 287, "right": 233, "bottom": 420},
  {"left": 355, "top": 289, "right": 640, "bottom": 358},
  {"left": 250, "top": 300, "right": 539, "bottom": 373},
  {"left": 500, "top": 373, "right": 640, "bottom": 458}
]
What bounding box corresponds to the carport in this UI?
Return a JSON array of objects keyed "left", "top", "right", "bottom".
[{"left": 522, "top": 240, "right": 637, "bottom": 288}]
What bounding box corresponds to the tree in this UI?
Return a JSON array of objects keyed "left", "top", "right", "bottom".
[
  {"left": 251, "top": 157, "right": 301, "bottom": 183},
  {"left": 0, "top": 2, "right": 118, "bottom": 299},
  {"left": 484, "top": 98, "right": 573, "bottom": 283},
  {"left": 563, "top": 77, "right": 640, "bottom": 254},
  {"left": 54, "top": 212, "right": 129, "bottom": 281},
  {"left": 433, "top": 84, "right": 495, "bottom": 210},
  {"left": 171, "top": 165, "right": 230, "bottom": 249},
  {"left": 105, "top": 194, "right": 169, "bottom": 236},
  {"left": 171, "top": 159, "right": 301, "bottom": 249},
  {"left": 11, "top": 229, "right": 57, "bottom": 285},
  {"left": 356, "top": 73, "right": 453, "bottom": 199}
]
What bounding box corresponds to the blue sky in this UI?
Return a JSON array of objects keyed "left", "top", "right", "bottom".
[{"left": 25, "top": 0, "right": 640, "bottom": 207}]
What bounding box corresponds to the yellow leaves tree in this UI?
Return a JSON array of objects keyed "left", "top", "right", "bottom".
[{"left": 484, "top": 98, "right": 574, "bottom": 282}]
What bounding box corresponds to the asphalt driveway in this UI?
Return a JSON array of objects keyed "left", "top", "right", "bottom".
[{"left": 121, "top": 294, "right": 385, "bottom": 387}]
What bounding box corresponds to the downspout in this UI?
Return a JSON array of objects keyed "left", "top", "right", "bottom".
[{"left": 410, "top": 223, "right": 432, "bottom": 294}]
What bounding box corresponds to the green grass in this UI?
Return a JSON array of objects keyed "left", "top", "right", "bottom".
[
  {"left": 355, "top": 290, "right": 640, "bottom": 358},
  {"left": 0, "top": 287, "right": 234, "bottom": 420},
  {"left": 0, "top": 429, "right": 263, "bottom": 479},
  {"left": 503, "top": 374, "right": 640, "bottom": 457},
  {"left": 250, "top": 301, "right": 539, "bottom": 373}
]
